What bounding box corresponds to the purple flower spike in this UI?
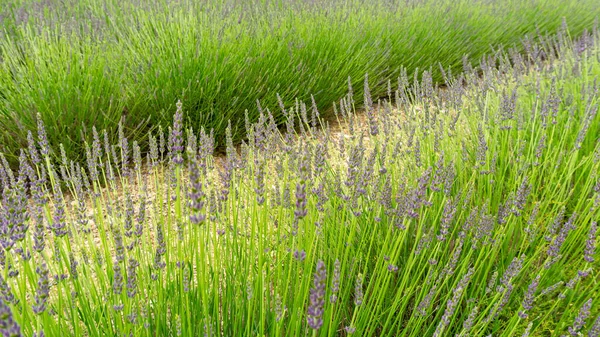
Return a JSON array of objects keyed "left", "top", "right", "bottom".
[
  {"left": 567, "top": 298, "right": 592, "bottom": 336},
  {"left": 50, "top": 188, "right": 68, "bottom": 238},
  {"left": 330, "top": 259, "right": 340, "bottom": 303},
  {"left": 170, "top": 100, "right": 184, "bottom": 165},
  {"left": 293, "top": 250, "right": 306, "bottom": 262},
  {"left": 433, "top": 268, "right": 474, "bottom": 337},
  {"left": 437, "top": 198, "right": 457, "bottom": 241},
  {"left": 307, "top": 260, "right": 326, "bottom": 330},
  {"left": 518, "top": 275, "right": 540, "bottom": 319},
  {"left": 588, "top": 315, "right": 600, "bottom": 337},
  {"left": 188, "top": 153, "right": 206, "bottom": 225},
  {"left": 127, "top": 258, "right": 139, "bottom": 298},
  {"left": 32, "top": 263, "right": 50, "bottom": 315},
  {"left": 584, "top": 221, "right": 597, "bottom": 263},
  {"left": 547, "top": 213, "right": 576, "bottom": 258},
  {"left": 37, "top": 113, "right": 49, "bottom": 157},
  {"left": 27, "top": 131, "right": 40, "bottom": 165},
  {"left": 0, "top": 298, "right": 21, "bottom": 336},
  {"left": 112, "top": 261, "right": 123, "bottom": 295},
  {"left": 354, "top": 274, "right": 364, "bottom": 306}
]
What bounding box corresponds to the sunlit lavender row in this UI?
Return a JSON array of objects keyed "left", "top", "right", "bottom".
[
  {"left": 0, "top": 27, "right": 599, "bottom": 336},
  {"left": 1, "top": 0, "right": 599, "bottom": 162}
]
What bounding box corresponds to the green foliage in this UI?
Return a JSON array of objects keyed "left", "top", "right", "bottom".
[{"left": 0, "top": 0, "right": 599, "bottom": 163}]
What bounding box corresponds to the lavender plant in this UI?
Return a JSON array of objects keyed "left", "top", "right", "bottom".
[{"left": 0, "top": 0, "right": 598, "bottom": 163}]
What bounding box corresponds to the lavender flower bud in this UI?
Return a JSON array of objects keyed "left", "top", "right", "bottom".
[
  {"left": 522, "top": 322, "right": 533, "bottom": 337},
  {"left": 330, "top": 259, "right": 340, "bottom": 303},
  {"left": 499, "top": 255, "right": 524, "bottom": 291},
  {"left": 540, "top": 281, "right": 563, "bottom": 296},
  {"left": 274, "top": 293, "right": 285, "bottom": 322},
  {"left": 149, "top": 132, "right": 158, "bottom": 168},
  {"left": 512, "top": 176, "right": 531, "bottom": 216},
  {"left": 254, "top": 157, "right": 265, "bottom": 205},
  {"left": 136, "top": 194, "right": 146, "bottom": 237},
  {"left": 0, "top": 275, "right": 16, "bottom": 305},
  {"left": 345, "top": 137, "right": 364, "bottom": 189},
  {"left": 27, "top": 131, "right": 40, "bottom": 165},
  {"left": 0, "top": 298, "right": 21, "bottom": 336},
  {"left": 437, "top": 198, "right": 457, "bottom": 241},
  {"left": 2, "top": 184, "right": 28, "bottom": 249},
  {"left": 124, "top": 194, "right": 134, "bottom": 238},
  {"left": 33, "top": 263, "right": 50, "bottom": 314},
  {"left": 567, "top": 298, "right": 592, "bottom": 336},
  {"left": 547, "top": 213, "right": 577, "bottom": 258},
  {"left": 50, "top": 189, "right": 68, "bottom": 238},
  {"left": 414, "top": 139, "right": 421, "bottom": 168},
  {"left": 170, "top": 100, "right": 184, "bottom": 165},
  {"left": 518, "top": 275, "right": 540, "bottom": 318},
  {"left": 441, "top": 238, "right": 463, "bottom": 277},
  {"left": 417, "top": 284, "right": 437, "bottom": 315},
  {"left": 476, "top": 124, "right": 488, "bottom": 167},
  {"left": 584, "top": 221, "right": 597, "bottom": 263},
  {"left": 127, "top": 258, "right": 139, "bottom": 298},
  {"left": 489, "top": 283, "right": 514, "bottom": 321},
  {"left": 118, "top": 121, "right": 129, "bottom": 177},
  {"left": 133, "top": 141, "right": 142, "bottom": 174},
  {"left": 293, "top": 250, "right": 306, "bottom": 262},
  {"left": 433, "top": 268, "right": 474, "bottom": 337},
  {"left": 219, "top": 161, "right": 233, "bottom": 203},
  {"left": 113, "top": 261, "right": 123, "bottom": 295},
  {"left": 0, "top": 154, "right": 14, "bottom": 189},
  {"left": 354, "top": 274, "right": 364, "bottom": 306},
  {"left": 364, "top": 75, "right": 378, "bottom": 136},
  {"left": 535, "top": 134, "right": 547, "bottom": 164},
  {"left": 183, "top": 266, "right": 190, "bottom": 293},
  {"left": 103, "top": 130, "right": 115, "bottom": 182},
  {"left": 310, "top": 95, "right": 320, "bottom": 130},
  {"left": 85, "top": 142, "right": 98, "bottom": 183},
  {"left": 307, "top": 260, "right": 326, "bottom": 330},
  {"left": 473, "top": 207, "right": 495, "bottom": 249},
  {"left": 32, "top": 203, "right": 45, "bottom": 253},
  {"left": 154, "top": 223, "right": 166, "bottom": 270},
  {"left": 186, "top": 127, "right": 197, "bottom": 160},
  {"left": 37, "top": 113, "right": 49, "bottom": 156},
  {"left": 159, "top": 125, "right": 166, "bottom": 158},
  {"left": 128, "top": 312, "right": 138, "bottom": 325},
  {"left": 546, "top": 208, "right": 565, "bottom": 243},
  {"left": 92, "top": 125, "right": 102, "bottom": 163},
  {"left": 462, "top": 305, "right": 479, "bottom": 334},
  {"left": 69, "top": 254, "right": 78, "bottom": 280},
  {"left": 114, "top": 230, "right": 125, "bottom": 263},
  {"left": 588, "top": 315, "right": 600, "bottom": 337},
  {"left": 294, "top": 156, "right": 309, "bottom": 222}
]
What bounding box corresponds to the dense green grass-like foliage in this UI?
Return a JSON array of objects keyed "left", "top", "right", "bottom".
[
  {"left": 0, "top": 0, "right": 599, "bottom": 162},
  {"left": 0, "top": 27, "right": 598, "bottom": 336}
]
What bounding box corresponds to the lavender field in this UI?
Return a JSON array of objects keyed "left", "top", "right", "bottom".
[
  {"left": 1, "top": 1, "right": 600, "bottom": 337},
  {"left": 0, "top": 0, "right": 599, "bottom": 162}
]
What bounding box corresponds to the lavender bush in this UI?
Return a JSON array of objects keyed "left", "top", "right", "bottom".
[{"left": 0, "top": 0, "right": 599, "bottom": 162}]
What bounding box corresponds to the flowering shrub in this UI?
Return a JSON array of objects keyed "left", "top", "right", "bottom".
[{"left": 0, "top": 0, "right": 599, "bottom": 162}]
